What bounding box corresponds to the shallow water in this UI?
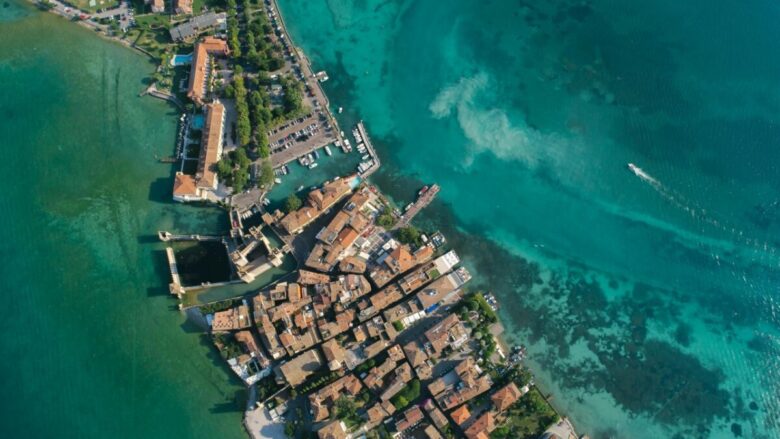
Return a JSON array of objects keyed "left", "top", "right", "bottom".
[
  {"left": 0, "top": 2, "right": 245, "bottom": 438},
  {"left": 279, "top": 0, "right": 780, "bottom": 437}
]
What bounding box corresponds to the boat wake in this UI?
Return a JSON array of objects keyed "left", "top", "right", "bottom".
[
  {"left": 627, "top": 163, "right": 660, "bottom": 186},
  {"left": 627, "top": 162, "right": 780, "bottom": 267}
]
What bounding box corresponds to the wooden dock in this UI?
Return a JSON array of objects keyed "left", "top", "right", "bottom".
[{"left": 393, "top": 184, "right": 440, "bottom": 229}]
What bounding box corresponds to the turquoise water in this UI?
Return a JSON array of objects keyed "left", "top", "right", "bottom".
[
  {"left": 0, "top": 2, "right": 246, "bottom": 438},
  {"left": 279, "top": 0, "right": 780, "bottom": 437}
]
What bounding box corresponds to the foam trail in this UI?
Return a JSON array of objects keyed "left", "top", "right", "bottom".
[{"left": 627, "top": 162, "right": 780, "bottom": 265}]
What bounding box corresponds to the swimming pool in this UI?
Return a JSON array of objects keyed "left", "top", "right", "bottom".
[
  {"left": 170, "top": 53, "right": 193, "bottom": 66},
  {"left": 191, "top": 114, "right": 204, "bottom": 130}
]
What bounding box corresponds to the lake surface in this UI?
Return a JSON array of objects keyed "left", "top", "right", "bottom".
[
  {"left": 278, "top": 0, "right": 780, "bottom": 437},
  {"left": 0, "top": 2, "right": 246, "bottom": 438}
]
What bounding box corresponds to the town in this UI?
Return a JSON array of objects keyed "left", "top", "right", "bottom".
[{"left": 32, "top": 0, "right": 583, "bottom": 438}]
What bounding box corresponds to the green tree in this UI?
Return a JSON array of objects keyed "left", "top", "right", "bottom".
[
  {"left": 396, "top": 226, "right": 422, "bottom": 246},
  {"left": 376, "top": 212, "right": 396, "bottom": 229},
  {"left": 284, "top": 194, "right": 302, "bottom": 213},
  {"left": 334, "top": 396, "right": 361, "bottom": 427},
  {"left": 217, "top": 158, "right": 233, "bottom": 180},
  {"left": 233, "top": 168, "right": 249, "bottom": 192},
  {"left": 258, "top": 159, "right": 274, "bottom": 188},
  {"left": 233, "top": 147, "right": 251, "bottom": 169}
]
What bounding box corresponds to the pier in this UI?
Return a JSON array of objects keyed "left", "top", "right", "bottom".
[
  {"left": 158, "top": 231, "right": 224, "bottom": 242},
  {"left": 355, "top": 121, "right": 381, "bottom": 177},
  {"left": 140, "top": 84, "right": 185, "bottom": 110},
  {"left": 393, "top": 184, "right": 440, "bottom": 230},
  {"left": 166, "top": 247, "right": 185, "bottom": 297}
]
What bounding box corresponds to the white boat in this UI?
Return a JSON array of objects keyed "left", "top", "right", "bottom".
[
  {"left": 297, "top": 185, "right": 304, "bottom": 191},
  {"left": 361, "top": 154, "right": 370, "bottom": 160},
  {"left": 307, "top": 153, "right": 315, "bottom": 163},
  {"left": 324, "top": 146, "right": 332, "bottom": 156},
  {"left": 274, "top": 178, "right": 282, "bottom": 184},
  {"left": 338, "top": 107, "right": 343, "bottom": 114},
  {"left": 308, "top": 162, "right": 318, "bottom": 169}
]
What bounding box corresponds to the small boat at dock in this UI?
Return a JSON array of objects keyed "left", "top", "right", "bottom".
[
  {"left": 324, "top": 146, "right": 332, "bottom": 156},
  {"left": 308, "top": 162, "right": 318, "bottom": 169},
  {"left": 274, "top": 178, "right": 282, "bottom": 184}
]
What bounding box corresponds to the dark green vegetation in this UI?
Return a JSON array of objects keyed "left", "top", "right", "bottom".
[
  {"left": 284, "top": 193, "right": 302, "bottom": 212},
  {"left": 333, "top": 396, "right": 362, "bottom": 429},
  {"left": 199, "top": 299, "right": 240, "bottom": 314},
  {"left": 210, "top": 0, "right": 307, "bottom": 193},
  {"left": 490, "top": 388, "right": 559, "bottom": 439},
  {"left": 256, "top": 375, "right": 283, "bottom": 402},
  {"left": 390, "top": 379, "right": 420, "bottom": 410},
  {"left": 296, "top": 370, "right": 340, "bottom": 395},
  {"left": 213, "top": 332, "right": 244, "bottom": 359},
  {"left": 376, "top": 211, "right": 396, "bottom": 229},
  {"left": 395, "top": 225, "right": 423, "bottom": 247},
  {"left": 217, "top": 147, "right": 252, "bottom": 192}
]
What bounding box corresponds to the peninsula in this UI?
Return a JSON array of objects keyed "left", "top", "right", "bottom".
[{"left": 32, "top": 0, "right": 585, "bottom": 438}]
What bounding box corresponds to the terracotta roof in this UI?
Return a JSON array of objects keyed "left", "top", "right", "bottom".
[
  {"left": 491, "top": 382, "right": 522, "bottom": 412},
  {"left": 187, "top": 37, "right": 228, "bottom": 105},
  {"left": 277, "top": 349, "right": 323, "bottom": 387},
  {"left": 196, "top": 102, "right": 225, "bottom": 190},
  {"left": 321, "top": 338, "right": 346, "bottom": 370},
  {"left": 395, "top": 406, "right": 424, "bottom": 432},
  {"left": 450, "top": 405, "right": 471, "bottom": 425},
  {"left": 424, "top": 400, "right": 448, "bottom": 429},
  {"left": 281, "top": 179, "right": 354, "bottom": 234},
  {"left": 174, "top": 0, "right": 192, "bottom": 14},
  {"left": 424, "top": 425, "right": 444, "bottom": 439},
  {"left": 386, "top": 245, "right": 414, "bottom": 273},
  {"left": 464, "top": 412, "right": 496, "bottom": 439},
  {"left": 339, "top": 256, "right": 367, "bottom": 274},
  {"left": 211, "top": 305, "right": 250, "bottom": 332},
  {"left": 233, "top": 330, "right": 260, "bottom": 356},
  {"left": 317, "top": 420, "right": 348, "bottom": 439},
  {"left": 337, "top": 226, "right": 359, "bottom": 247},
  {"left": 288, "top": 283, "right": 302, "bottom": 302},
  {"left": 403, "top": 341, "right": 428, "bottom": 367},
  {"left": 151, "top": 0, "right": 164, "bottom": 12},
  {"left": 173, "top": 172, "right": 198, "bottom": 197}
]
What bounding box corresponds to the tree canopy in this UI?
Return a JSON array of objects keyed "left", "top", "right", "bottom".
[{"left": 284, "top": 194, "right": 302, "bottom": 213}]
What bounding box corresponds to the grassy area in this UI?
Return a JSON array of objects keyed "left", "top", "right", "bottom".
[
  {"left": 68, "top": 0, "right": 120, "bottom": 12},
  {"left": 132, "top": 28, "right": 171, "bottom": 59},
  {"left": 134, "top": 13, "right": 172, "bottom": 30},
  {"left": 390, "top": 379, "right": 421, "bottom": 410}
]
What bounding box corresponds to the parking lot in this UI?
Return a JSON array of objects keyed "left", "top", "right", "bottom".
[{"left": 268, "top": 112, "right": 338, "bottom": 167}]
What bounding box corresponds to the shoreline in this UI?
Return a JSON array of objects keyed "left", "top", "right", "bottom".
[{"left": 31, "top": 1, "right": 582, "bottom": 438}]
